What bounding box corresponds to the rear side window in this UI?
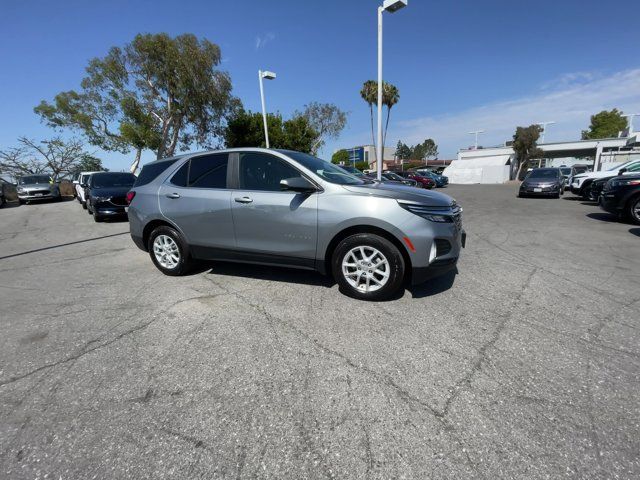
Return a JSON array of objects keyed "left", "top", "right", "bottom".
[
  {"left": 134, "top": 159, "right": 179, "bottom": 187},
  {"left": 188, "top": 154, "right": 228, "bottom": 188},
  {"left": 169, "top": 162, "right": 189, "bottom": 187}
]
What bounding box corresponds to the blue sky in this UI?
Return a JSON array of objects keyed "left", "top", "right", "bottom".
[{"left": 1, "top": 0, "right": 639, "bottom": 171}]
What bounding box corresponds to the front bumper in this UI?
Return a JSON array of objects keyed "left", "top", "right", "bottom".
[
  {"left": 93, "top": 201, "right": 128, "bottom": 216},
  {"left": 520, "top": 185, "right": 559, "bottom": 196},
  {"left": 18, "top": 192, "right": 59, "bottom": 201},
  {"left": 599, "top": 193, "right": 623, "bottom": 215},
  {"left": 411, "top": 229, "right": 465, "bottom": 285}
]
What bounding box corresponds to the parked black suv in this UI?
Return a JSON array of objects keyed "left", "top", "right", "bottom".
[
  {"left": 599, "top": 174, "right": 640, "bottom": 224},
  {"left": 85, "top": 172, "right": 137, "bottom": 222}
]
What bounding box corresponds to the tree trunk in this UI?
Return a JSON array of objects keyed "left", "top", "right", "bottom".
[
  {"left": 130, "top": 148, "right": 142, "bottom": 174},
  {"left": 165, "top": 117, "right": 182, "bottom": 158}
]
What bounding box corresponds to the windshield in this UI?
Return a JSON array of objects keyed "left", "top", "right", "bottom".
[
  {"left": 92, "top": 173, "right": 136, "bottom": 188},
  {"left": 560, "top": 168, "right": 571, "bottom": 175},
  {"left": 19, "top": 175, "right": 50, "bottom": 185},
  {"left": 384, "top": 172, "right": 403, "bottom": 181},
  {"left": 606, "top": 161, "right": 635, "bottom": 171},
  {"left": 527, "top": 169, "right": 558, "bottom": 179},
  {"left": 281, "top": 151, "right": 367, "bottom": 185}
]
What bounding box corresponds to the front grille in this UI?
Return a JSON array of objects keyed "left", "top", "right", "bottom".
[
  {"left": 435, "top": 239, "right": 452, "bottom": 257},
  {"left": 28, "top": 189, "right": 50, "bottom": 195}
]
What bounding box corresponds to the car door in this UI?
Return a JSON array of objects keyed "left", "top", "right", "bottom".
[
  {"left": 158, "top": 153, "right": 236, "bottom": 253},
  {"left": 230, "top": 151, "right": 318, "bottom": 266}
]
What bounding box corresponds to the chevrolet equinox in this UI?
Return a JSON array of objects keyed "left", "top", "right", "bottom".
[{"left": 127, "top": 149, "right": 465, "bottom": 300}]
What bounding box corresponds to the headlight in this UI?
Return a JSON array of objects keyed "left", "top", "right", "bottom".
[
  {"left": 17, "top": 187, "right": 25, "bottom": 193},
  {"left": 398, "top": 201, "right": 454, "bottom": 222}
]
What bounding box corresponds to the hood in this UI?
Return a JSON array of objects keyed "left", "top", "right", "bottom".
[
  {"left": 575, "top": 168, "right": 628, "bottom": 180},
  {"left": 89, "top": 185, "right": 133, "bottom": 197},
  {"left": 342, "top": 182, "right": 454, "bottom": 207}
]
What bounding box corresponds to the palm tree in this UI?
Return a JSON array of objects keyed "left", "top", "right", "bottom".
[
  {"left": 360, "top": 80, "right": 400, "bottom": 162},
  {"left": 382, "top": 82, "right": 399, "bottom": 153},
  {"left": 360, "top": 80, "right": 377, "bottom": 154}
]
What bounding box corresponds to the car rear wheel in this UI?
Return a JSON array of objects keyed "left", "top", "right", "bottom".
[
  {"left": 332, "top": 233, "right": 405, "bottom": 301},
  {"left": 148, "top": 226, "right": 193, "bottom": 276},
  {"left": 629, "top": 196, "right": 640, "bottom": 225}
]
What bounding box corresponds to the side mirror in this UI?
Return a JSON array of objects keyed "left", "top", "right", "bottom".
[
  {"left": 618, "top": 168, "right": 628, "bottom": 175},
  {"left": 280, "top": 177, "right": 317, "bottom": 193}
]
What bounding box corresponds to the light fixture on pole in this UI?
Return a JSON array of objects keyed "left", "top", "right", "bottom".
[
  {"left": 622, "top": 113, "right": 640, "bottom": 135},
  {"left": 376, "top": 0, "right": 408, "bottom": 181},
  {"left": 258, "top": 70, "right": 276, "bottom": 148},
  {"left": 537, "top": 121, "right": 556, "bottom": 144},
  {"left": 468, "top": 130, "right": 485, "bottom": 149}
]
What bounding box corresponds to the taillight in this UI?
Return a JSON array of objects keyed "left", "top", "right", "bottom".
[{"left": 126, "top": 191, "right": 136, "bottom": 204}]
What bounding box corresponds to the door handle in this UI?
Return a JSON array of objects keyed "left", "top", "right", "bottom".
[
  {"left": 234, "top": 196, "right": 253, "bottom": 204},
  {"left": 165, "top": 192, "right": 181, "bottom": 199}
]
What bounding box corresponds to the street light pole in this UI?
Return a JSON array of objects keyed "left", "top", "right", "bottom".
[
  {"left": 258, "top": 69, "right": 276, "bottom": 148},
  {"left": 468, "top": 130, "right": 484, "bottom": 149},
  {"left": 376, "top": 0, "right": 407, "bottom": 182},
  {"left": 622, "top": 113, "right": 640, "bottom": 135},
  {"left": 537, "top": 121, "right": 556, "bottom": 144}
]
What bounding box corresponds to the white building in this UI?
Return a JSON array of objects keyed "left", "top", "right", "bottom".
[{"left": 443, "top": 134, "right": 640, "bottom": 184}]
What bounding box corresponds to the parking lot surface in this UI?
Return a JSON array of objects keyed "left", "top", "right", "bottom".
[{"left": 1, "top": 185, "right": 639, "bottom": 479}]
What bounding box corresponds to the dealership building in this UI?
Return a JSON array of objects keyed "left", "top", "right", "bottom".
[
  {"left": 340, "top": 145, "right": 452, "bottom": 171},
  {"left": 442, "top": 133, "right": 640, "bottom": 184}
]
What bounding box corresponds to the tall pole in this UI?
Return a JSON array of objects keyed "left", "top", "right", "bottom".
[
  {"left": 376, "top": 6, "right": 384, "bottom": 181},
  {"left": 258, "top": 70, "right": 269, "bottom": 148}
]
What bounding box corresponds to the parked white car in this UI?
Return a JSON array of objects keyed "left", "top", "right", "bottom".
[
  {"left": 570, "top": 160, "right": 640, "bottom": 198},
  {"left": 73, "top": 171, "right": 103, "bottom": 209}
]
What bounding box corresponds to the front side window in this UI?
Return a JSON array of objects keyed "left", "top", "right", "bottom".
[
  {"left": 279, "top": 150, "right": 366, "bottom": 185},
  {"left": 239, "top": 152, "right": 302, "bottom": 191},
  {"left": 188, "top": 154, "right": 228, "bottom": 188}
]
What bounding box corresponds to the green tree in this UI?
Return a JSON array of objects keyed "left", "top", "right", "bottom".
[
  {"left": 395, "top": 140, "right": 412, "bottom": 160},
  {"left": 513, "top": 125, "right": 545, "bottom": 180},
  {"left": 331, "top": 149, "right": 350, "bottom": 164},
  {"left": 35, "top": 33, "right": 235, "bottom": 172},
  {"left": 72, "top": 155, "right": 105, "bottom": 174},
  {"left": 581, "top": 108, "right": 627, "bottom": 139},
  {"left": 224, "top": 109, "right": 317, "bottom": 153},
  {"left": 299, "top": 102, "right": 347, "bottom": 155},
  {"left": 355, "top": 161, "right": 369, "bottom": 171},
  {"left": 411, "top": 139, "right": 438, "bottom": 161}
]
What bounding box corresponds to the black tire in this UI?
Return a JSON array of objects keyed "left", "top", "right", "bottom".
[
  {"left": 93, "top": 211, "right": 103, "bottom": 222},
  {"left": 628, "top": 196, "right": 640, "bottom": 225},
  {"left": 148, "top": 225, "right": 194, "bottom": 276},
  {"left": 332, "top": 233, "right": 405, "bottom": 301},
  {"left": 87, "top": 201, "right": 93, "bottom": 214},
  {"left": 0, "top": 196, "right": 5, "bottom": 208},
  {"left": 554, "top": 191, "right": 561, "bottom": 199},
  {"left": 82, "top": 200, "right": 87, "bottom": 210}
]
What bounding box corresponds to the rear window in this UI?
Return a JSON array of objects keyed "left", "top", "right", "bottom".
[{"left": 134, "top": 159, "right": 179, "bottom": 187}]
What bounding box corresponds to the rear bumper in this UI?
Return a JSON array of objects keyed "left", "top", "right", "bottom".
[{"left": 131, "top": 233, "right": 147, "bottom": 251}]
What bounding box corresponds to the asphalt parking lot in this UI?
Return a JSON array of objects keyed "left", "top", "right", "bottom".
[{"left": 1, "top": 185, "right": 639, "bottom": 479}]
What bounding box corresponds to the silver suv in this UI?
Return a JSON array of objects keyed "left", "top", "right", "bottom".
[{"left": 127, "top": 149, "right": 465, "bottom": 300}]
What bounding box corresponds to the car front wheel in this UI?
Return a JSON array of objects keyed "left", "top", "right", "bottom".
[
  {"left": 332, "top": 233, "right": 405, "bottom": 301},
  {"left": 148, "top": 226, "right": 193, "bottom": 276}
]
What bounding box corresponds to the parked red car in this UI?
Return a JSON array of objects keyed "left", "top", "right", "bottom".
[{"left": 396, "top": 171, "right": 436, "bottom": 189}]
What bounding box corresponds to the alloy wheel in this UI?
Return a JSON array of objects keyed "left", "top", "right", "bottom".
[
  {"left": 341, "top": 246, "right": 390, "bottom": 293},
  {"left": 153, "top": 234, "right": 181, "bottom": 269}
]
